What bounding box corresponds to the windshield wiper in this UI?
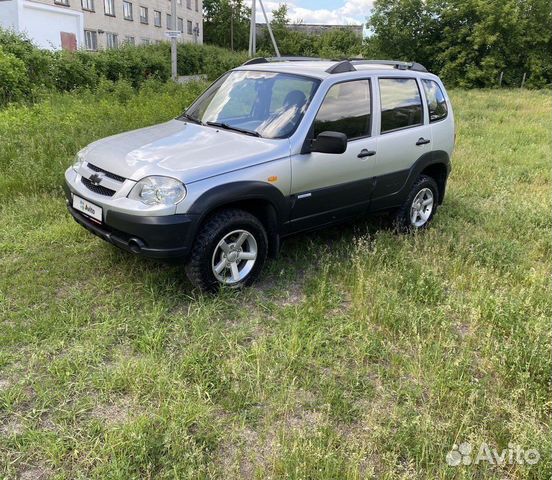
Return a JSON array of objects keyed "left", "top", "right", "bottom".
[
  {"left": 180, "top": 113, "right": 203, "bottom": 125},
  {"left": 206, "top": 121, "right": 261, "bottom": 137}
]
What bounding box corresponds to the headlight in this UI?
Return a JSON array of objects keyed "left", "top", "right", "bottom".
[
  {"left": 72, "top": 152, "right": 85, "bottom": 173},
  {"left": 129, "top": 176, "right": 186, "bottom": 206}
]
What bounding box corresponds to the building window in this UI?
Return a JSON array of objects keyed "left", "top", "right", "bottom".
[
  {"left": 186, "top": 0, "right": 191, "bottom": 9},
  {"left": 177, "top": 17, "right": 183, "bottom": 33},
  {"left": 139, "top": 6, "right": 148, "bottom": 23},
  {"left": 81, "top": 0, "right": 94, "bottom": 11},
  {"left": 166, "top": 13, "right": 173, "bottom": 29},
  {"left": 104, "top": 0, "right": 115, "bottom": 16},
  {"left": 153, "top": 10, "right": 161, "bottom": 27},
  {"left": 55, "top": 0, "right": 70, "bottom": 6},
  {"left": 194, "top": 0, "right": 198, "bottom": 11},
  {"left": 123, "top": 1, "right": 132, "bottom": 19},
  {"left": 84, "top": 30, "right": 98, "bottom": 50},
  {"left": 125, "top": 35, "right": 135, "bottom": 45},
  {"left": 187, "top": 20, "right": 192, "bottom": 35},
  {"left": 141, "top": 38, "right": 150, "bottom": 45},
  {"left": 106, "top": 32, "right": 118, "bottom": 48}
]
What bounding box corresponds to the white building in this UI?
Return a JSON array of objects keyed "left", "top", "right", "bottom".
[
  {"left": 0, "top": 0, "right": 84, "bottom": 50},
  {"left": 0, "top": 0, "right": 202, "bottom": 51}
]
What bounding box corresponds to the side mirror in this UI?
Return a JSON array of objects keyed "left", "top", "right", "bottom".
[{"left": 310, "top": 131, "right": 347, "bottom": 154}]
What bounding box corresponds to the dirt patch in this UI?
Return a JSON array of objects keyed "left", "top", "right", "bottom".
[
  {"left": 455, "top": 322, "right": 472, "bottom": 338},
  {"left": 215, "top": 425, "right": 280, "bottom": 480},
  {"left": 90, "top": 398, "right": 132, "bottom": 426},
  {"left": 255, "top": 269, "right": 307, "bottom": 308},
  {"left": 1, "top": 416, "right": 24, "bottom": 436},
  {"left": 284, "top": 409, "right": 326, "bottom": 431},
  {"left": 0, "top": 378, "right": 11, "bottom": 391},
  {"left": 19, "top": 465, "right": 52, "bottom": 480}
]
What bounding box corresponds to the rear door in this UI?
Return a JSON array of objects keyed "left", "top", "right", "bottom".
[
  {"left": 290, "top": 78, "right": 377, "bottom": 225},
  {"left": 371, "top": 77, "right": 432, "bottom": 207}
]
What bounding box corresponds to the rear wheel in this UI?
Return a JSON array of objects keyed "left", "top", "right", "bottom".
[
  {"left": 185, "top": 209, "right": 268, "bottom": 292},
  {"left": 394, "top": 175, "right": 439, "bottom": 231}
]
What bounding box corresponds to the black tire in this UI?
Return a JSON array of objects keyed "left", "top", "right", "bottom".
[
  {"left": 394, "top": 175, "right": 439, "bottom": 232},
  {"left": 185, "top": 209, "right": 268, "bottom": 292}
]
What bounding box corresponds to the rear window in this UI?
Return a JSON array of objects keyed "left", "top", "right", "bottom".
[
  {"left": 379, "top": 78, "right": 423, "bottom": 133},
  {"left": 422, "top": 79, "right": 448, "bottom": 122}
]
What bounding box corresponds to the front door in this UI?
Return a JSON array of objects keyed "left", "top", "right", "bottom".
[{"left": 290, "top": 79, "right": 377, "bottom": 227}]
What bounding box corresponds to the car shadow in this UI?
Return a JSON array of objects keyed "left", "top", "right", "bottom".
[{"left": 99, "top": 211, "right": 395, "bottom": 298}]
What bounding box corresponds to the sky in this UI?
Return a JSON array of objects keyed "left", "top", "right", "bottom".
[{"left": 249, "top": 0, "right": 374, "bottom": 26}]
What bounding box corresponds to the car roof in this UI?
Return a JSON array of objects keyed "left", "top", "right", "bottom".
[{"left": 233, "top": 59, "right": 435, "bottom": 81}]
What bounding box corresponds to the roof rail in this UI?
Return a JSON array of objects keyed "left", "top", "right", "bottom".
[
  {"left": 240, "top": 57, "right": 428, "bottom": 74},
  {"left": 351, "top": 59, "right": 428, "bottom": 72},
  {"left": 242, "top": 56, "right": 324, "bottom": 66}
]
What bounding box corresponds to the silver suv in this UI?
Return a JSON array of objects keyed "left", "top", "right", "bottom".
[{"left": 64, "top": 58, "right": 455, "bottom": 291}]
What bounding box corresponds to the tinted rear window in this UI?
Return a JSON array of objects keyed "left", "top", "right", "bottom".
[
  {"left": 379, "top": 78, "right": 423, "bottom": 133},
  {"left": 422, "top": 79, "right": 448, "bottom": 122}
]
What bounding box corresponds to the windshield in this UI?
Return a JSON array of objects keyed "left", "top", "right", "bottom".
[{"left": 181, "top": 70, "right": 320, "bottom": 139}]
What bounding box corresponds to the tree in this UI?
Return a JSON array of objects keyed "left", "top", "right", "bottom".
[
  {"left": 366, "top": 0, "right": 552, "bottom": 87},
  {"left": 203, "top": 0, "right": 251, "bottom": 51}
]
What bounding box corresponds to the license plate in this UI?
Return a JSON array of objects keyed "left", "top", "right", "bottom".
[{"left": 73, "top": 195, "right": 102, "bottom": 222}]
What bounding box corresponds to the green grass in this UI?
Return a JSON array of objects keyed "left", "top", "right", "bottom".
[{"left": 0, "top": 85, "right": 550, "bottom": 479}]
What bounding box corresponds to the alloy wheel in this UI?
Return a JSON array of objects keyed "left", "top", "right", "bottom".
[{"left": 211, "top": 229, "right": 258, "bottom": 284}]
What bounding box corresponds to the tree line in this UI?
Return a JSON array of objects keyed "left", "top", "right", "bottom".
[{"left": 203, "top": 0, "right": 552, "bottom": 88}]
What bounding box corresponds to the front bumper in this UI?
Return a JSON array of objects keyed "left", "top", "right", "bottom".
[{"left": 64, "top": 183, "right": 199, "bottom": 260}]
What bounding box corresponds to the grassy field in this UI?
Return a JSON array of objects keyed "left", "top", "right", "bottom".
[{"left": 0, "top": 84, "right": 550, "bottom": 479}]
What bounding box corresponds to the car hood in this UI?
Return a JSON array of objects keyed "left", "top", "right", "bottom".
[{"left": 81, "top": 120, "right": 290, "bottom": 183}]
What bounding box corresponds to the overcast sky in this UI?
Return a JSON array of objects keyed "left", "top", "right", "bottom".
[{"left": 250, "top": 0, "right": 374, "bottom": 26}]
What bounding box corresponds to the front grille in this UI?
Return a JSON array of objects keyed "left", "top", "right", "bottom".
[
  {"left": 88, "top": 163, "right": 126, "bottom": 183},
  {"left": 82, "top": 177, "right": 116, "bottom": 196}
]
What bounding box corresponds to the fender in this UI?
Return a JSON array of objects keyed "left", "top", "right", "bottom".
[
  {"left": 370, "top": 150, "right": 451, "bottom": 212},
  {"left": 188, "top": 181, "right": 291, "bottom": 225}
]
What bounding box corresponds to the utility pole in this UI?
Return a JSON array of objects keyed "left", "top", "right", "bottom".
[
  {"left": 258, "top": 0, "right": 280, "bottom": 57},
  {"left": 248, "top": 0, "right": 256, "bottom": 56},
  {"left": 248, "top": 0, "right": 279, "bottom": 57},
  {"left": 171, "top": 0, "right": 177, "bottom": 81},
  {"left": 230, "top": 1, "right": 234, "bottom": 51}
]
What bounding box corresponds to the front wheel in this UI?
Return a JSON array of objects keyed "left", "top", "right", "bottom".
[
  {"left": 185, "top": 209, "right": 268, "bottom": 292},
  {"left": 394, "top": 175, "right": 439, "bottom": 231}
]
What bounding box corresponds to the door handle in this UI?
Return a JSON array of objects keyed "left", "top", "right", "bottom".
[
  {"left": 416, "top": 137, "right": 431, "bottom": 146},
  {"left": 358, "top": 149, "right": 376, "bottom": 158}
]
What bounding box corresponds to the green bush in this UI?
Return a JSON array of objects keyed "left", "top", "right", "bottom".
[
  {"left": 176, "top": 43, "right": 248, "bottom": 79},
  {"left": 52, "top": 50, "right": 99, "bottom": 91},
  {"left": 0, "top": 46, "right": 29, "bottom": 105},
  {"left": 0, "top": 27, "right": 251, "bottom": 105},
  {"left": 92, "top": 45, "right": 171, "bottom": 86}
]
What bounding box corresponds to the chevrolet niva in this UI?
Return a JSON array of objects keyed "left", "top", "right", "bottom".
[{"left": 65, "top": 58, "right": 454, "bottom": 291}]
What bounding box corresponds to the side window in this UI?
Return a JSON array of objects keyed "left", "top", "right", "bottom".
[
  {"left": 422, "top": 79, "right": 448, "bottom": 122},
  {"left": 379, "top": 78, "right": 423, "bottom": 133},
  {"left": 313, "top": 80, "right": 371, "bottom": 140}
]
